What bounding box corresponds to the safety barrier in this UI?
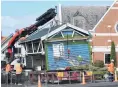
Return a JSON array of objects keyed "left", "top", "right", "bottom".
[
  {"left": 26, "top": 71, "right": 100, "bottom": 84},
  {"left": 2, "top": 70, "right": 118, "bottom": 86}
]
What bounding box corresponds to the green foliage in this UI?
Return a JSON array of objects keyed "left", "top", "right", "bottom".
[
  {"left": 110, "top": 41, "right": 117, "bottom": 66},
  {"left": 93, "top": 71, "right": 106, "bottom": 75},
  {"left": 70, "top": 64, "right": 108, "bottom": 80},
  {"left": 93, "top": 60, "right": 104, "bottom": 68},
  {"left": 70, "top": 65, "right": 89, "bottom": 70},
  {"left": 70, "top": 64, "right": 107, "bottom": 71},
  {"left": 77, "top": 56, "right": 83, "bottom": 62}
]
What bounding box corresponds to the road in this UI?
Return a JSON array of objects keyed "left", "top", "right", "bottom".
[{"left": 1, "top": 82, "right": 118, "bottom": 87}]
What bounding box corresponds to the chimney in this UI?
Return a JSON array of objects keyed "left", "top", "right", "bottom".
[{"left": 58, "top": 4, "right": 62, "bottom": 25}]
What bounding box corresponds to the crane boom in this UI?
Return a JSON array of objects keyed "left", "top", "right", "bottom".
[{"left": 7, "top": 8, "right": 56, "bottom": 63}]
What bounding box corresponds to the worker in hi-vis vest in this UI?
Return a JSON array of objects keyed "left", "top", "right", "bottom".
[
  {"left": 5, "top": 63, "right": 11, "bottom": 84},
  {"left": 15, "top": 60, "right": 22, "bottom": 85},
  {"left": 107, "top": 59, "right": 115, "bottom": 82}
]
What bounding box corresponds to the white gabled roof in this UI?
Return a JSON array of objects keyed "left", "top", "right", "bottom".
[{"left": 41, "top": 23, "right": 89, "bottom": 40}]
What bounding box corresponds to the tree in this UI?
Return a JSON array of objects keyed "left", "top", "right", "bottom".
[
  {"left": 110, "top": 41, "right": 117, "bottom": 66},
  {"left": 93, "top": 60, "right": 104, "bottom": 68}
]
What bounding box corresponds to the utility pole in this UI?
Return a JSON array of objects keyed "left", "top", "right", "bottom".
[{"left": 67, "top": 33, "right": 69, "bottom": 59}]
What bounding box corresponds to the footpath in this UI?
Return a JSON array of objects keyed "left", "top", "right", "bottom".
[{"left": 1, "top": 82, "right": 118, "bottom": 87}]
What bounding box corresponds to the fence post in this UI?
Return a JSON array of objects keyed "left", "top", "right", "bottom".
[
  {"left": 93, "top": 74, "right": 95, "bottom": 83},
  {"left": 10, "top": 72, "right": 12, "bottom": 86},
  {"left": 79, "top": 71, "right": 82, "bottom": 82},
  {"left": 45, "top": 71, "right": 48, "bottom": 87},
  {"left": 81, "top": 72, "right": 86, "bottom": 85},
  {"left": 57, "top": 72, "right": 60, "bottom": 85},
  {"left": 38, "top": 74, "right": 42, "bottom": 87},
  {"left": 90, "top": 71, "right": 93, "bottom": 83},
  {"left": 6, "top": 72, "right": 8, "bottom": 87},
  {"left": 114, "top": 70, "right": 118, "bottom": 82},
  {"left": 69, "top": 71, "right": 71, "bottom": 84}
]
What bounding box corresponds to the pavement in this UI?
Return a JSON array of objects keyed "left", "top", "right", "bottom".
[{"left": 1, "top": 82, "right": 118, "bottom": 87}]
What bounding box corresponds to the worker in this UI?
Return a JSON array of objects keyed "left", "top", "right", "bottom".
[
  {"left": 15, "top": 60, "right": 23, "bottom": 85},
  {"left": 5, "top": 63, "right": 11, "bottom": 84},
  {"left": 107, "top": 59, "right": 115, "bottom": 82}
]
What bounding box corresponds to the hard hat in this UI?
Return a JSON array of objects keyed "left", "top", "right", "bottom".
[
  {"left": 111, "top": 59, "right": 114, "bottom": 62},
  {"left": 17, "top": 59, "right": 20, "bottom": 63}
]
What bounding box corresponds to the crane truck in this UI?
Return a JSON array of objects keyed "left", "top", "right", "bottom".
[{"left": 4, "top": 8, "right": 56, "bottom": 70}]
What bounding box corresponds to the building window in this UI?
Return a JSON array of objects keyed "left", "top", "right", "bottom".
[
  {"left": 74, "top": 17, "right": 86, "bottom": 29},
  {"left": 115, "top": 22, "right": 118, "bottom": 32},
  {"left": 27, "top": 43, "right": 33, "bottom": 53},
  {"left": 53, "top": 43, "right": 64, "bottom": 59},
  {"left": 33, "top": 42, "right": 39, "bottom": 52},
  {"left": 15, "top": 48, "right": 21, "bottom": 54},
  {"left": 104, "top": 54, "right": 111, "bottom": 64},
  {"left": 2, "top": 51, "right": 4, "bottom": 54}
]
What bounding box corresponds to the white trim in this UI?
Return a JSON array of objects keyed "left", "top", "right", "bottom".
[
  {"left": 61, "top": 31, "right": 64, "bottom": 38},
  {"left": 91, "top": 33, "right": 118, "bottom": 36},
  {"left": 75, "top": 30, "right": 85, "bottom": 36},
  {"left": 104, "top": 53, "right": 105, "bottom": 65},
  {"left": 41, "top": 23, "right": 89, "bottom": 40},
  {"left": 72, "top": 30, "right": 75, "bottom": 37},
  {"left": 32, "top": 42, "right": 34, "bottom": 53},
  {"left": 92, "top": 46, "right": 118, "bottom": 52},
  {"left": 26, "top": 52, "right": 43, "bottom": 55},
  {"left": 111, "top": 7, "right": 118, "bottom": 9},
  {"left": 92, "top": 1, "right": 116, "bottom": 32},
  {"left": 40, "top": 40, "right": 45, "bottom": 55},
  {"left": 48, "top": 32, "right": 59, "bottom": 39},
  {"left": 25, "top": 43, "right": 28, "bottom": 53},
  {"left": 41, "top": 24, "right": 67, "bottom": 40},
  {"left": 67, "top": 23, "right": 89, "bottom": 34},
  {"left": 47, "top": 38, "right": 87, "bottom": 42},
  {"left": 37, "top": 41, "right": 41, "bottom": 52}
]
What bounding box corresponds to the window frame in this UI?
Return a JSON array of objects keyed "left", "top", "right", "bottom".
[
  {"left": 14, "top": 47, "right": 21, "bottom": 54},
  {"left": 115, "top": 22, "right": 118, "bottom": 33},
  {"left": 53, "top": 43, "right": 64, "bottom": 59},
  {"left": 104, "top": 53, "right": 111, "bottom": 64}
]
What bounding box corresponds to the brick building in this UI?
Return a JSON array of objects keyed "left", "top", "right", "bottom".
[{"left": 90, "top": 1, "right": 118, "bottom": 66}]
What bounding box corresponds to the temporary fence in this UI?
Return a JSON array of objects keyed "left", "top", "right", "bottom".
[
  {"left": 25, "top": 70, "right": 106, "bottom": 84},
  {"left": 2, "top": 70, "right": 117, "bottom": 86}
]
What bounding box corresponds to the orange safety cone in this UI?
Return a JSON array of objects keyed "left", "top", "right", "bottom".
[
  {"left": 114, "top": 71, "right": 118, "bottom": 82},
  {"left": 81, "top": 72, "right": 86, "bottom": 85},
  {"left": 38, "top": 75, "right": 42, "bottom": 87}
]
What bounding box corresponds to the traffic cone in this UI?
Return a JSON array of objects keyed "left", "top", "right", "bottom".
[
  {"left": 38, "top": 75, "right": 42, "bottom": 87},
  {"left": 114, "top": 71, "right": 118, "bottom": 82},
  {"left": 81, "top": 72, "right": 86, "bottom": 85}
]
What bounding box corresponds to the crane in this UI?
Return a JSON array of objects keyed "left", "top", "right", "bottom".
[{"left": 6, "top": 8, "right": 56, "bottom": 63}]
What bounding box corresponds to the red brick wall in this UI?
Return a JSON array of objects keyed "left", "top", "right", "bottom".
[
  {"left": 95, "top": 9, "right": 118, "bottom": 33},
  {"left": 93, "top": 52, "right": 104, "bottom": 62},
  {"left": 93, "top": 52, "right": 118, "bottom": 67},
  {"left": 91, "top": 2, "right": 118, "bottom": 67},
  {"left": 91, "top": 36, "right": 118, "bottom": 46}
]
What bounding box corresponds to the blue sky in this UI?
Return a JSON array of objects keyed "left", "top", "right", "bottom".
[{"left": 1, "top": 1, "right": 114, "bottom": 36}]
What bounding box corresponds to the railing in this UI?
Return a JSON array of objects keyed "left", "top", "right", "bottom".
[{"left": 1, "top": 70, "right": 116, "bottom": 86}]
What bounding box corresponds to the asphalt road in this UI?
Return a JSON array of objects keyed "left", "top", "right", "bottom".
[{"left": 1, "top": 82, "right": 118, "bottom": 87}]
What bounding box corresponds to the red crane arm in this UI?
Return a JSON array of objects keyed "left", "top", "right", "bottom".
[
  {"left": 6, "top": 8, "right": 56, "bottom": 62},
  {"left": 7, "top": 29, "right": 25, "bottom": 56}
]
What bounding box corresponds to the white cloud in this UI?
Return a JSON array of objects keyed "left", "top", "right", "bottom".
[{"left": 1, "top": 15, "right": 38, "bottom": 36}]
